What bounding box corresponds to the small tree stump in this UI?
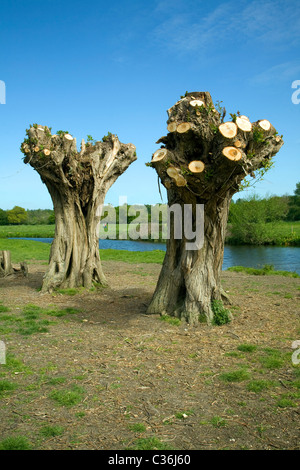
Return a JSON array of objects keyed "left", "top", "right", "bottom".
[
  {"left": 0, "top": 251, "right": 28, "bottom": 278},
  {"left": 0, "top": 251, "right": 14, "bottom": 277}
]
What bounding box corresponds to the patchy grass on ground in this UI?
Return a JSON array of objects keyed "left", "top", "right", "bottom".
[{"left": 0, "top": 259, "right": 299, "bottom": 450}]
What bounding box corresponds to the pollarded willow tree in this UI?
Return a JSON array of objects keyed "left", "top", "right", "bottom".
[
  {"left": 147, "top": 92, "right": 283, "bottom": 325},
  {"left": 21, "top": 126, "right": 136, "bottom": 292}
]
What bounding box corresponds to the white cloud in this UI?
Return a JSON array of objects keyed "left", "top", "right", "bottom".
[
  {"left": 250, "top": 61, "right": 300, "bottom": 84},
  {"left": 151, "top": 0, "right": 300, "bottom": 55}
]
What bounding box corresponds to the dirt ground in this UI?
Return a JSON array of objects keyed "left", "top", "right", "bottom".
[{"left": 0, "top": 260, "right": 299, "bottom": 450}]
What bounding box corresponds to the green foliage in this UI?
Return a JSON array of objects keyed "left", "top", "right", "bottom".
[
  {"left": 6, "top": 206, "right": 28, "bottom": 225},
  {"left": 214, "top": 100, "right": 225, "bottom": 117},
  {"left": 0, "top": 209, "right": 8, "bottom": 225},
  {"left": 228, "top": 195, "right": 290, "bottom": 245},
  {"left": 102, "top": 131, "right": 112, "bottom": 142},
  {"left": 253, "top": 127, "right": 265, "bottom": 143},
  {"left": 56, "top": 130, "right": 69, "bottom": 136},
  {"left": 287, "top": 182, "right": 300, "bottom": 221},
  {"left": 239, "top": 159, "right": 274, "bottom": 191},
  {"left": 211, "top": 300, "right": 231, "bottom": 325},
  {"left": 0, "top": 208, "right": 55, "bottom": 226}
]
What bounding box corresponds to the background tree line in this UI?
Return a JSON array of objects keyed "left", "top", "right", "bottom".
[
  {"left": 0, "top": 207, "right": 55, "bottom": 225},
  {"left": 0, "top": 183, "right": 299, "bottom": 246},
  {"left": 227, "top": 182, "right": 300, "bottom": 245}
]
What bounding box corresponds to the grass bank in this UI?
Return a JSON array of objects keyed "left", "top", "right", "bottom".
[
  {"left": 226, "top": 221, "right": 300, "bottom": 246},
  {"left": 0, "top": 239, "right": 165, "bottom": 265},
  {"left": 0, "top": 240, "right": 298, "bottom": 278},
  {"left": 0, "top": 225, "right": 55, "bottom": 239},
  {"left": 227, "top": 264, "right": 299, "bottom": 278}
]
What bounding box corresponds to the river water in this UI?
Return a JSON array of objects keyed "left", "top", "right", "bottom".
[{"left": 12, "top": 238, "right": 300, "bottom": 274}]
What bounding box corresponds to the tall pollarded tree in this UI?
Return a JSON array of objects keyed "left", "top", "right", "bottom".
[
  {"left": 147, "top": 92, "right": 283, "bottom": 325},
  {"left": 21, "top": 126, "right": 136, "bottom": 292}
]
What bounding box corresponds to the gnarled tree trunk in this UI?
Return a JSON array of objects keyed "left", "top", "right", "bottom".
[
  {"left": 147, "top": 92, "right": 283, "bottom": 325},
  {"left": 21, "top": 127, "right": 136, "bottom": 292}
]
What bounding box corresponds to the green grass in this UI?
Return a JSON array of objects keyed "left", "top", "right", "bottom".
[
  {"left": 0, "top": 224, "right": 55, "bottom": 239},
  {"left": 276, "top": 397, "right": 298, "bottom": 408},
  {"left": 219, "top": 369, "right": 251, "bottom": 383},
  {"left": 159, "top": 314, "right": 181, "bottom": 326},
  {"left": 128, "top": 423, "right": 147, "bottom": 433},
  {"left": 0, "top": 239, "right": 50, "bottom": 263},
  {"left": 175, "top": 410, "right": 194, "bottom": 419},
  {"left": 39, "top": 425, "right": 64, "bottom": 437},
  {"left": 211, "top": 416, "right": 227, "bottom": 427},
  {"left": 99, "top": 248, "right": 165, "bottom": 264},
  {"left": 55, "top": 288, "right": 82, "bottom": 296},
  {"left": 126, "top": 436, "right": 174, "bottom": 450},
  {"left": 0, "top": 435, "right": 32, "bottom": 450},
  {"left": 227, "top": 264, "right": 299, "bottom": 278},
  {"left": 246, "top": 380, "right": 276, "bottom": 393},
  {"left": 0, "top": 239, "right": 165, "bottom": 265},
  {"left": 0, "top": 303, "right": 10, "bottom": 313},
  {"left": 0, "top": 379, "right": 17, "bottom": 395},
  {"left": 258, "top": 348, "right": 286, "bottom": 370},
  {"left": 263, "top": 220, "right": 300, "bottom": 246},
  {"left": 0, "top": 304, "right": 81, "bottom": 337},
  {"left": 2, "top": 353, "right": 31, "bottom": 374},
  {"left": 237, "top": 344, "right": 257, "bottom": 353},
  {"left": 49, "top": 385, "right": 85, "bottom": 407}
]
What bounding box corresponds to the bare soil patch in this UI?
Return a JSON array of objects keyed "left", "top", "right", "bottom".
[{"left": 0, "top": 261, "right": 299, "bottom": 450}]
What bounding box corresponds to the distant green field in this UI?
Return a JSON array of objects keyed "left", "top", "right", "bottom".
[
  {"left": 1, "top": 220, "right": 299, "bottom": 245},
  {"left": 0, "top": 224, "right": 166, "bottom": 242},
  {"left": 0, "top": 225, "right": 55, "bottom": 239}
]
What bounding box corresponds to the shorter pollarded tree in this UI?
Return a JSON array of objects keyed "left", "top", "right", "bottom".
[
  {"left": 146, "top": 92, "right": 283, "bottom": 325},
  {"left": 21, "top": 126, "right": 136, "bottom": 292}
]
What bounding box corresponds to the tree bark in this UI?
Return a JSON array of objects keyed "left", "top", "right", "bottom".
[
  {"left": 21, "top": 127, "right": 136, "bottom": 292},
  {"left": 0, "top": 251, "right": 14, "bottom": 277},
  {"left": 147, "top": 91, "right": 283, "bottom": 325}
]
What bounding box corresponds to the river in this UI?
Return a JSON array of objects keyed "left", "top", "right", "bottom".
[{"left": 12, "top": 238, "right": 300, "bottom": 274}]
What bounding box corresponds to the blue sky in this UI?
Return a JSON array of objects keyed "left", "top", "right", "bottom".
[{"left": 0, "top": 0, "right": 299, "bottom": 210}]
